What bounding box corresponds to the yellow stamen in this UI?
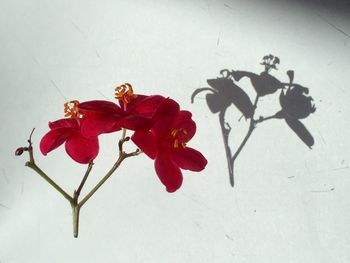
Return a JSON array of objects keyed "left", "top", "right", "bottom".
[
  {"left": 171, "top": 128, "right": 188, "bottom": 149},
  {"left": 64, "top": 100, "right": 80, "bottom": 118},
  {"left": 115, "top": 83, "right": 137, "bottom": 104}
]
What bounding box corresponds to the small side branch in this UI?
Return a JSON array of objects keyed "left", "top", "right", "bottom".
[
  {"left": 78, "top": 134, "right": 141, "bottom": 209},
  {"left": 74, "top": 161, "right": 94, "bottom": 201},
  {"left": 19, "top": 128, "right": 142, "bottom": 238},
  {"left": 28, "top": 128, "right": 35, "bottom": 163},
  {"left": 24, "top": 129, "right": 73, "bottom": 203},
  {"left": 26, "top": 162, "right": 73, "bottom": 203}
]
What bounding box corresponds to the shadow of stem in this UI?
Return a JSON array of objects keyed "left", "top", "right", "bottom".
[{"left": 220, "top": 95, "right": 259, "bottom": 187}]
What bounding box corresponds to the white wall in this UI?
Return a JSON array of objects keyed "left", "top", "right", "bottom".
[{"left": 0, "top": 0, "right": 349, "bottom": 262}]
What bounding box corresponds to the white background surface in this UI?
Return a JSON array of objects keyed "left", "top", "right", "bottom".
[{"left": 1, "top": 0, "right": 350, "bottom": 262}]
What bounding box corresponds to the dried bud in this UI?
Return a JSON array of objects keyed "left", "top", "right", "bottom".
[
  {"left": 15, "top": 147, "right": 28, "bottom": 156},
  {"left": 15, "top": 147, "right": 24, "bottom": 156}
]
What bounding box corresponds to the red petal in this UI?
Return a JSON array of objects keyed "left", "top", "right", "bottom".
[
  {"left": 65, "top": 132, "right": 99, "bottom": 164},
  {"left": 119, "top": 115, "right": 153, "bottom": 131},
  {"left": 40, "top": 128, "right": 75, "bottom": 155},
  {"left": 154, "top": 151, "right": 183, "bottom": 192},
  {"left": 152, "top": 98, "right": 180, "bottom": 138},
  {"left": 80, "top": 116, "right": 120, "bottom": 137},
  {"left": 170, "top": 147, "right": 207, "bottom": 171},
  {"left": 120, "top": 95, "right": 147, "bottom": 112},
  {"left": 131, "top": 131, "right": 157, "bottom": 159},
  {"left": 173, "top": 111, "right": 196, "bottom": 141},
  {"left": 133, "top": 95, "right": 165, "bottom": 117},
  {"left": 78, "top": 100, "right": 122, "bottom": 116},
  {"left": 49, "top": 118, "right": 78, "bottom": 129}
]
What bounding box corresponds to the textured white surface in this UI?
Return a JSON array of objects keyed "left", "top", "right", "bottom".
[{"left": 0, "top": 0, "right": 350, "bottom": 262}]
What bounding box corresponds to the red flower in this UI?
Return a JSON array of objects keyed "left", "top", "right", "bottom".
[
  {"left": 131, "top": 99, "right": 207, "bottom": 192},
  {"left": 40, "top": 101, "right": 99, "bottom": 164},
  {"left": 78, "top": 83, "right": 165, "bottom": 137}
]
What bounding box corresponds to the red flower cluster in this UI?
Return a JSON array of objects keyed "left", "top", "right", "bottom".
[
  {"left": 40, "top": 84, "right": 207, "bottom": 192},
  {"left": 131, "top": 99, "right": 207, "bottom": 192}
]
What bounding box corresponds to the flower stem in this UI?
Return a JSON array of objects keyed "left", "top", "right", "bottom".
[
  {"left": 78, "top": 155, "right": 124, "bottom": 208},
  {"left": 25, "top": 162, "right": 73, "bottom": 203},
  {"left": 21, "top": 128, "right": 141, "bottom": 238},
  {"left": 73, "top": 132, "right": 141, "bottom": 237},
  {"left": 78, "top": 137, "right": 141, "bottom": 209},
  {"left": 121, "top": 128, "right": 126, "bottom": 140},
  {"left": 72, "top": 204, "right": 80, "bottom": 238},
  {"left": 24, "top": 129, "right": 73, "bottom": 203},
  {"left": 69, "top": 161, "right": 94, "bottom": 238},
  {"left": 28, "top": 128, "right": 35, "bottom": 163},
  {"left": 74, "top": 161, "right": 94, "bottom": 200}
]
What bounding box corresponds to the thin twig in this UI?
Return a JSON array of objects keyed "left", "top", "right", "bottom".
[
  {"left": 25, "top": 162, "right": 73, "bottom": 203},
  {"left": 21, "top": 127, "right": 142, "bottom": 237},
  {"left": 78, "top": 148, "right": 140, "bottom": 208},
  {"left": 78, "top": 155, "right": 123, "bottom": 208},
  {"left": 74, "top": 161, "right": 94, "bottom": 200},
  {"left": 24, "top": 129, "right": 73, "bottom": 203},
  {"left": 78, "top": 133, "right": 141, "bottom": 208},
  {"left": 28, "top": 128, "right": 35, "bottom": 163},
  {"left": 121, "top": 128, "right": 126, "bottom": 140}
]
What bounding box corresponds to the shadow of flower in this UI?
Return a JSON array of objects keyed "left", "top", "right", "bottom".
[
  {"left": 192, "top": 55, "right": 316, "bottom": 187},
  {"left": 277, "top": 81, "right": 316, "bottom": 148}
]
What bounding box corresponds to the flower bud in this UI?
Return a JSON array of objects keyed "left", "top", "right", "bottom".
[
  {"left": 15, "top": 147, "right": 24, "bottom": 156},
  {"left": 15, "top": 147, "right": 28, "bottom": 156}
]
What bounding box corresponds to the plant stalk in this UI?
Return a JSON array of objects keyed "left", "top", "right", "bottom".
[
  {"left": 78, "top": 155, "right": 125, "bottom": 208},
  {"left": 21, "top": 128, "right": 141, "bottom": 238},
  {"left": 25, "top": 162, "right": 73, "bottom": 203},
  {"left": 72, "top": 203, "right": 80, "bottom": 238}
]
